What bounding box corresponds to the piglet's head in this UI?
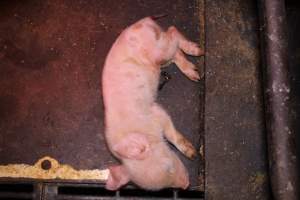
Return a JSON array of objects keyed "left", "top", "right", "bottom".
[
  {"left": 112, "top": 133, "right": 150, "bottom": 160},
  {"left": 106, "top": 133, "right": 190, "bottom": 190}
]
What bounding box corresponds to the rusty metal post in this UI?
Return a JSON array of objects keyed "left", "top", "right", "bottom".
[{"left": 258, "top": 0, "right": 299, "bottom": 199}]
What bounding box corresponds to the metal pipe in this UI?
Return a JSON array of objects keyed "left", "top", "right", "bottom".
[{"left": 258, "top": 0, "right": 299, "bottom": 199}]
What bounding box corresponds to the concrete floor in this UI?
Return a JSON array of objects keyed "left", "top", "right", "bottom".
[{"left": 0, "top": 0, "right": 204, "bottom": 189}]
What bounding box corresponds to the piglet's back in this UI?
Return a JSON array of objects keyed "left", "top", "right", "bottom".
[{"left": 102, "top": 18, "right": 161, "bottom": 137}]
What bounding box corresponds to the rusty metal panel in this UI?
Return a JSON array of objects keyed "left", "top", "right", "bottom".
[
  {"left": 205, "top": 0, "right": 271, "bottom": 199},
  {"left": 0, "top": 0, "right": 204, "bottom": 189}
]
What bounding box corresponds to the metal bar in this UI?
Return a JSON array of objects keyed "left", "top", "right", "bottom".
[
  {"left": 258, "top": 0, "right": 299, "bottom": 199},
  {"left": 0, "top": 192, "right": 33, "bottom": 199},
  {"left": 33, "top": 183, "right": 43, "bottom": 200}
]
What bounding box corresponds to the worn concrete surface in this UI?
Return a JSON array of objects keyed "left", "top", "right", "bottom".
[{"left": 205, "top": 0, "right": 271, "bottom": 199}]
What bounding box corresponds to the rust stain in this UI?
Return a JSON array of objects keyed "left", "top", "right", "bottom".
[
  {"left": 249, "top": 172, "right": 267, "bottom": 192},
  {"left": 0, "top": 156, "right": 109, "bottom": 180}
]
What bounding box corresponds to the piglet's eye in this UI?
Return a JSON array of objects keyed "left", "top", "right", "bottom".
[
  {"left": 163, "top": 160, "right": 175, "bottom": 174},
  {"left": 168, "top": 166, "right": 175, "bottom": 174}
]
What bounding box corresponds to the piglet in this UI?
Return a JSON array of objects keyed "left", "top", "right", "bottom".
[{"left": 102, "top": 17, "right": 204, "bottom": 190}]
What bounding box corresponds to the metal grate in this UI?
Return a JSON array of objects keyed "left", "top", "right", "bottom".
[
  {"left": 0, "top": 182, "right": 204, "bottom": 200},
  {"left": 0, "top": 183, "right": 34, "bottom": 200}
]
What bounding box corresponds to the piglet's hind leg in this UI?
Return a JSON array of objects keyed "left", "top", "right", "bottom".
[
  {"left": 173, "top": 50, "right": 201, "bottom": 81},
  {"left": 165, "top": 26, "right": 203, "bottom": 81},
  {"left": 167, "top": 26, "right": 204, "bottom": 56}
]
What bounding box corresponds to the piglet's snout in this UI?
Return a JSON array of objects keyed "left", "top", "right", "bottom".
[
  {"left": 170, "top": 159, "right": 190, "bottom": 189},
  {"left": 175, "top": 171, "right": 189, "bottom": 189}
]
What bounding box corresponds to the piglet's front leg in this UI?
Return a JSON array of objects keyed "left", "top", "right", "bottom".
[{"left": 152, "top": 104, "right": 197, "bottom": 160}]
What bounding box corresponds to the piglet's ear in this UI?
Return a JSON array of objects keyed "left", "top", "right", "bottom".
[
  {"left": 106, "top": 165, "right": 130, "bottom": 191},
  {"left": 112, "top": 133, "right": 150, "bottom": 160}
]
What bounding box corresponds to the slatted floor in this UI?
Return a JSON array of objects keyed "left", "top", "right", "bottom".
[{"left": 0, "top": 182, "right": 204, "bottom": 200}]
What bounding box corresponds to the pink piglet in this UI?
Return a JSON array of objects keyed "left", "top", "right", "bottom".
[{"left": 102, "top": 17, "right": 204, "bottom": 190}]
